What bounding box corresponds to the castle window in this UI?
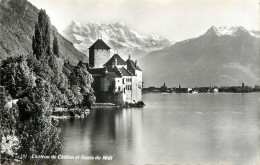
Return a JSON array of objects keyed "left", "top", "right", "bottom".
[
  {"left": 118, "top": 86, "right": 121, "bottom": 91},
  {"left": 130, "top": 85, "right": 132, "bottom": 90}
]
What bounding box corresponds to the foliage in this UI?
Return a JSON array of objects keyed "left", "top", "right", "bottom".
[
  {"left": 1, "top": 87, "right": 18, "bottom": 136},
  {"left": 7, "top": 0, "right": 28, "bottom": 16},
  {"left": 108, "top": 80, "right": 115, "bottom": 94},
  {"left": 17, "top": 119, "right": 62, "bottom": 161},
  {"left": 0, "top": 56, "right": 36, "bottom": 98},
  {"left": 32, "top": 9, "right": 51, "bottom": 60},
  {"left": 16, "top": 79, "right": 61, "bottom": 161},
  {"left": 63, "top": 61, "right": 94, "bottom": 106},
  {"left": 17, "top": 78, "right": 53, "bottom": 122},
  {"left": 69, "top": 61, "right": 94, "bottom": 95},
  {"left": 0, "top": 87, "right": 19, "bottom": 162},
  {"left": 0, "top": 9, "right": 95, "bottom": 163},
  {"left": 53, "top": 35, "right": 59, "bottom": 57}
]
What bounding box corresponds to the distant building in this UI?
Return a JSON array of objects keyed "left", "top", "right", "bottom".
[
  {"left": 187, "top": 87, "right": 192, "bottom": 93},
  {"left": 198, "top": 87, "right": 210, "bottom": 93},
  {"left": 148, "top": 86, "right": 156, "bottom": 91},
  {"left": 176, "top": 85, "right": 189, "bottom": 93},
  {"left": 242, "top": 83, "right": 245, "bottom": 93},
  {"left": 89, "top": 39, "right": 142, "bottom": 103},
  {"left": 255, "top": 85, "right": 260, "bottom": 91},
  {"left": 208, "top": 86, "right": 219, "bottom": 93},
  {"left": 213, "top": 88, "right": 219, "bottom": 93},
  {"left": 180, "top": 88, "right": 189, "bottom": 93},
  {"left": 161, "top": 82, "right": 168, "bottom": 92}
]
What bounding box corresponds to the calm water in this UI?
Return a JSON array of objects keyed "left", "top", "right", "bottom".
[{"left": 59, "top": 93, "right": 260, "bottom": 165}]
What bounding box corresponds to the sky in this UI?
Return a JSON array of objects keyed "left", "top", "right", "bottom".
[{"left": 28, "top": 0, "right": 259, "bottom": 41}]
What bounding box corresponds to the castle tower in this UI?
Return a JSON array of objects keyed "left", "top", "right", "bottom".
[{"left": 89, "top": 39, "right": 111, "bottom": 68}]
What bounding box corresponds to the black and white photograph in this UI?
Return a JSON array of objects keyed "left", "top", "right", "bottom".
[{"left": 0, "top": 0, "right": 259, "bottom": 164}]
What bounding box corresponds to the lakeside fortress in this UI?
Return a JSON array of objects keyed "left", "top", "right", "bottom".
[{"left": 88, "top": 39, "right": 142, "bottom": 104}]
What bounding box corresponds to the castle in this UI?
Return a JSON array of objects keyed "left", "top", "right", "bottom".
[{"left": 88, "top": 39, "right": 142, "bottom": 104}]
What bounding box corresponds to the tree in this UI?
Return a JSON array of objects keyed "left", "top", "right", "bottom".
[
  {"left": 0, "top": 87, "right": 20, "bottom": 162},
  {"left": 7, "top": 0, "right": 28, "bottom": 17},
  {"left": 32, "top": 9, "right": 51, "bottom": 60},
  {"left": 0, "top": 9, "right": 63, "bottom": 162},
  {"left": 53, "top": 35, "right": 59, "bottom": 57},
  {"left": 66, "top": 61, "right": 94, "bottom": 105},
  {"left": 16, "top": 79, "right": 62, "bottom": 161},
  {"left": 108, "top": 80, "right": 115, "bottom": 94},
  {"left": 0, "top": 56, "right": 36, "bottom": 98},
  {"left": 0, "top": 57, "right": 62, "bottom": 162}
]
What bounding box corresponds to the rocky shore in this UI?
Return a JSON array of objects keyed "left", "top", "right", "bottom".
[
  {"left": 51, "top": 108, "right": 90, "bottom": 119},
  {"left": 51, "top": 102, "right": 145, "bottom": 119}
]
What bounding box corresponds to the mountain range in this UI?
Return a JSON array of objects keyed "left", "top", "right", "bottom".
[
  {"left": 62, "top": 21, "right": 172, "bottom": 60},
  {"left": 1, "top": 0, "right": 259, "bottom": 87},
  {"left": 139, "top": 26, "right": 260, "bottom": 87},
  {"left": 0, "top": 0, "right": 86, "bottom": 65}
]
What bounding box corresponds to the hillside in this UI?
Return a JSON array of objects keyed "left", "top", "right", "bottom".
[
  {"left": 0, "top": 0, "right": 86, "bottom": 65},
  {"left": 139, "top": 26, "right": 260, "bottom": 87},
  {"left": 62, "top": 21, "right": 172, "bottom": 60}
]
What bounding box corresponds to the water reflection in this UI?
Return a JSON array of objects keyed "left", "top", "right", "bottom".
[
  {"left": 59, "top": 93, "right": 260, "bottom": 165},
  {"left": 59, "top": 108, "right": 144, "bottom": 165}
]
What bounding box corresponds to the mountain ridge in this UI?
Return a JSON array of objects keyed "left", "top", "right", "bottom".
[
  {"left": 0, "top": 0, "right": 87, "bottom": 65},
  {"left": 62, "top": 20, "right": 172, "bottom": 60},
  {"left": 139, "top": 26, "right": 260, "bottom": 87}
]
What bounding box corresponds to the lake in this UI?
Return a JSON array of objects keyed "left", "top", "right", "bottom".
[{"left": 59, "top": 93, "right": 260, "bottom": 165}]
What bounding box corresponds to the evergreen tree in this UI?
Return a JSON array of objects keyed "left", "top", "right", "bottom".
[
  {"left": 32, "top": 9, "right": 51, "bottom": 60},
  {"left": 53, "top": 35, "right": 59, "bottom": 57}
]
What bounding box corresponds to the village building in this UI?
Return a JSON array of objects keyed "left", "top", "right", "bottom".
[
  {"left": 88, "top": 39, "right": 142, "bottom": 104},
  {"left": 160, "top": 82, "right": 168, "bottom": 92}
]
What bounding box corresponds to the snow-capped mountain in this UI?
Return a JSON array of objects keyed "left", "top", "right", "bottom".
[
  {"left": 139, "top": 26, "right": 260, "bottom": 87},
  {"left": 62, "top": 21, "right": 172, "bottom": 60},
  {"left": 205, "top": 26, "right": 260, "bottom": 38},
  {"left": 249, "top": 30, "right": 260, "bottom": 38}
]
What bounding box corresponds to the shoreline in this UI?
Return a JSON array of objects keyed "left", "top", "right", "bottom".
[
  {"left": 51, "top": 102, "right": 145, "bottom": 119},
  {"left": 51, "top": 108, "right": 91, "bottom": 119},
  {"left": 143, "top": 91, "right": 260, "bottom": 94}
]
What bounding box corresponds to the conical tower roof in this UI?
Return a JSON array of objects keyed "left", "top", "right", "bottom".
[{"left": 89, "top": 39, "right": 111, "bottom": 50}]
